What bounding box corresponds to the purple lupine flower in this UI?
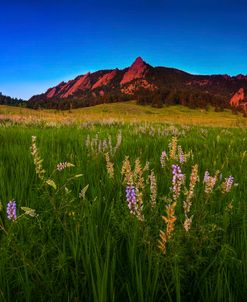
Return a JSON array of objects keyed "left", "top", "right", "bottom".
[
  {"left": 203, "top": 170, "right": 210, "bottom": 183},
  {"left": 178, "top": 146, "right": 185, "bottom": 164},
  {"left": 7, "top": 201, "right": 17, "bottom": 221},
  {"left": 172, "top": 164, "right": 185, "bottom": 200},
  {"left": 224, "top": 176, "right": 234, "bottom": 192},
  {"left": 126, "top": 186, "right": 137, "bottom": 214},
  {"left": 160, "top": 151, "right": 167, "bottom": 168},
  {"left": 203, "top": 170, "right": 218, "bottom": 194},
  {"left": 179, "top": 151, "right": 185, "bottom": 164}
]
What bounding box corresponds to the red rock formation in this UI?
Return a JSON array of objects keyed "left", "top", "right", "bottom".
[
  {"left": 45, "top": 81, "right": 66, "bottom": 98},
  {"left": 230, "top": 88, "right": 245, "bottom": 107},
  {"left": 120, "top": 57, "right": 148, "bottom": 85},
  {"left": 46, "top": 87, "right": 57, "bottom": 99},
  {"left": 57, "top": 81, "right": 73, "bottom": 94},
  {"left": 92, "top": 69, "right": 118, "bottom": 89},
  {"left": 61, "top": 73, "right": 91, "bottom": 98}
]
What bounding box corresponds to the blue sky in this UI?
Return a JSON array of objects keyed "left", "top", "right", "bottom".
[{"left": 1, "top": 0, "right": 247, "bottom": 99}]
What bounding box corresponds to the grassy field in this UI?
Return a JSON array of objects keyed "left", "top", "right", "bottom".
[
  {"left": 0, "top": 104, "right": 246, "bottom": 301},
  {"left": 1, "top": 101, "right": 247, "bottom": 127}
]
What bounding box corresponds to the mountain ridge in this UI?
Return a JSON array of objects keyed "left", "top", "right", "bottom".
[{"left": 28, "top": 57, "right": 247, "bottom": 115}]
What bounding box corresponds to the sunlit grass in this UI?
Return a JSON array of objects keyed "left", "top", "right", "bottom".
[{"left": 1, "top": 101, "right": 247, "bottom": 127}]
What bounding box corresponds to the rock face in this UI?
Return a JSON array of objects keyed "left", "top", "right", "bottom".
[
  {"left": 46, "top": 87, "right": 57, "bottom": 99},
  {"left": 229, "top": 88, "right": 247, "bottom": 115},
  {"left": 230, "top": 88, "right": 245, "bottom": 107},
  {"left": 61, "top": 72, "right": 91, "bottom": 98},
  {"left": 92, "top": 69, "right": 118, "bottom": 89},
  {"left": 46, "top": 82, "right": 66, "bottom": 99},
  {"left": 120, "top": 57, "right": 149, "bottom": 85}
]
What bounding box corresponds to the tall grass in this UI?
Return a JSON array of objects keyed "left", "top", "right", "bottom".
[{"left": 0, "top": 123, "right": 246, "bottom": 301}]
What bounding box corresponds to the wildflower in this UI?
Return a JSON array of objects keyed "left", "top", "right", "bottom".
[
  {"left": 121, "top": 157, "right": 134, "bottom": 185},
  {"left": 149, "top": 170, "right": 157, "bottom": 208},
  {"left": 57, "top": 162, "right": 68, "bottom": 171},
  {"left": 30, "top": 136, "right": 45, "bottom": 180},
  {"left": 143, "top": 161, "right": 150, "bottom": 172},
  {"left": 184, "top": 164, "right": 198, "bottom": 212},
  {"left": 178, "top": 145, "right": 185, "bottom": 164},
  {"left": 134, "top": 159, "right": 144, "bottom": 190},
  {"left": 134, "top": 159, "right": 144, "bottom": 215},
  {"left": 158, "top": 201, "right": 177, "bottom": 254},
  {"left": 182, "top": 165, "right": 198, "bottom": 231},
  {"left": 114, "top": 131, "right": 122, "bottom": 154},
  {"left": 105, "top": 153, "right": 114, "bottom": 179},
  {"left": 168, "top": 137, "right": 178, "bottom": 160},
  {"left": 203, "top": 170, "right": 210, "bottom": 183},
  {"left": 160, "top": 151, "right": 167, "bottom": 168},
  {"left": 221, "top": 176, "right": 234, "bottom": 193},
  {"left": 126, "top": 186, "right": 137, "bottom": 214},
  {"left": 203, "top": 170, "right": 219, "bottom": 194},
  {"left": 172, "top": 164, "right": 185, "bottom": 200},
  {"left": 56, "top": 162, "right": 74, "bottom": 171},
  {"left": 183, "top": 215, "right": 193, "bottom": 232},
  {"left": 122, "top": 157, "right": 144, "bottom": 221},
  {"left": 7, "top": 200, "right": 17, "bottom": 221}
]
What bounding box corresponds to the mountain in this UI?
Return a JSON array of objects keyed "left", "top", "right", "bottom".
[
  {"left": 28, "top": 57, "right": 247, "bottom": 115},
  {"left": 0, "top": 92, "right": 25, "bottom": 106}
]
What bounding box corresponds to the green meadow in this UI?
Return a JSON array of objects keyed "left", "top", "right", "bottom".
[{"left": 0, "top": 105, "right": 246, "bottom": 301}]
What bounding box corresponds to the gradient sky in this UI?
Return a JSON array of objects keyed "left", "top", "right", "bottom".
[{"left": 1, "top": 0, "right": 247, "bottom": 99}]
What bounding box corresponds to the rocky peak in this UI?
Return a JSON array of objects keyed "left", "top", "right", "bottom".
[
  {"left": 120, "top": 57, "right": 149, "bottom": 85},
  {"left": 132, "top": 56, "right": 145, "bottom": 65}
]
